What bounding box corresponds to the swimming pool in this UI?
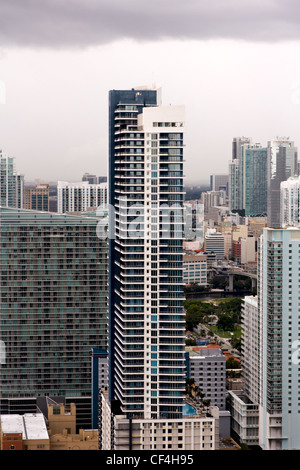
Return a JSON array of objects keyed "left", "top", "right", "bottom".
[{"left": 183, "top": 403, "right": 197, "bottom": 415}]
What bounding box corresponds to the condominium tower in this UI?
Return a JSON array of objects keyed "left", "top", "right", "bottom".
[
  {"left": 0, "top": 151, "right": 24, "bottom": 208},
  {"left": 229, "top": 139, "right": 268, "bottom": 216},
  {"left": 24, "top": 184, "right": 49, "bottom": 212},
  {"left": 243, "top": 146, "right": 268, "bottom": 217},
  {"left": 280, "top": 176, "right": 300, "bottom": 227},
  {"left": 258, "top": 227, "right": 300, "bottom": 449},
  {"left": 57, "top": 181, "right": 107, "bottom": 214},
  {"left": 229, "top": 137, "right": 252, "bottom": 212},
  {"left": 108, "top": 86, "right": 186, "bottom": 421},
  {"left": 267, "top": 137, "right": 298, "bottom": 228},
  {"left": 0, "top": 207, "right": 108, "bottom": 408},
  {"left": 230, "top": 228, "right": 300, "bottom": 449}
]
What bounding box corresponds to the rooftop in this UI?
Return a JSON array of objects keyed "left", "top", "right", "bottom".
[
  {"left": 0, "top": 413, "right": 49, "bottom": 440},
  {"left": 219, "top": 437, "right": 241, "bottom": 450}
]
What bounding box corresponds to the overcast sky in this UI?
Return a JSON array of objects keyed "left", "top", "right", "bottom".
[{"left": 1, "top": 0, "right": 300, "bottom": 184}]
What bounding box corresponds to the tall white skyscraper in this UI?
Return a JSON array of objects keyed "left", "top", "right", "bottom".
[
  {"left": 280, "top": 176, "right": 300, "bottom": 227},
  {"left": 0, "top": 150, "right": 24, "bottom": 208},
  {"left": 57, "top": 180, "right": 107, "bottom": 213},
  {"left": 229, "top": 137, "right": 252, "bottom": 212},
  {"left": 258, "top": 227, "right": 300, "bottom": 450},
  {"left": 267, "top": 137, "right": 298, "bottom": 228},
  {"left": 102, "top": 86, "right": 221, "bottom": 451},
  {"left": 108, "top": 86, "right": 186, "bottom": 421}
]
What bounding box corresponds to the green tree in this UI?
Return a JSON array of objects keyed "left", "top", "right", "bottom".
[
  {"left": 217, "top": 313, "right": 235, "bottom": 331},
  {"left": 226, "top": 357, "right": 240, "bottom": 369}
]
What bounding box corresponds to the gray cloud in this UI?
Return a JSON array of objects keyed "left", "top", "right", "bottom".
[{"left": 1, "top": 0, "right": 300, "bottom": 48}]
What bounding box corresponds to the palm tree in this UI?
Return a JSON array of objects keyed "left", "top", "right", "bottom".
[
  {"left": 195, "top": 386, "right": 205, "bottom": 407},
  {"left": 185, "top": 378, "right": 195, "bottom": 397},
  {"left": 203, "top": 399, "right": 211, "bottom": 413}
]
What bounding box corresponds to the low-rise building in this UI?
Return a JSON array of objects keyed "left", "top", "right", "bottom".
[
  {"left": 186, "top": 347, "right": 226, "bottom": 411},
  {"left": 47, "top": 402, "right": 98, "bottom": 450},
  {"left": 0, "top": 413, "right": 50, "bottom": 450},
  {"left": 99, "top": 391, "right": 220, "bottom": 450},
  {"left": 24, "top": 184, "right": 49, "bottom": 211},
  {"left": 183, "top": 252, "right": 207, "bottom": 286},
  {"left": 227, "top": 391, "right": 259, "bottom": 447},
  {"left": 205, "top": 229, "right": 225, "bottom": 260}
]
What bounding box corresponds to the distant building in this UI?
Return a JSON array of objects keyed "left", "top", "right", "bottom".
[
  {"left": 240, "top": 236, "right": 256, "bottom": 264},
  {"left": 267, "top": 137, "right": 298, "bottom": 228},
  {"left": 232, "top": 136, "right": 252, "bottom": 161},
  {"left": 0, "top": 150, "right": 24, "bottom": 208},
  {"left": 82, "top": 172, "right": 98, "bottom": 184},
  {"left": 243, "top": 146, "right": 268, "bottom": 216},
  {"left": 281, "top": 176, "right": 300, "bottom": 227},
  {"left": 57, "top": 181, "right": 107, "bottom": 213},
  {"left": 229, "top": 137, "right": 252, "bottom": 211},
  {"left": 183, "top": 252, "right": 207, "bottom": 285},
  {"left": 201, "top": 190, "right": 227, "bottom": 214},
  {"left": 24, "top": 184, "right": 49, "bottom": 211},
  {"left": 205, "top": 229, "right": 225, "bottom": 259},
  {"left": 210, "top": 174, "right": 228, "bottom": 195},
  {"left": 183, "top": 239, "right": 202, "bottom": 251},
  {"left": 229, "top": 138, "right": 268, "bottom": 217}
]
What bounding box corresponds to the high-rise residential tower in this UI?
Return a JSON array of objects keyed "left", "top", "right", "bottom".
[
  {"left": 57, "top": 180, "right": 107, "bottom": 214},
  {"left": 229, "top": 138, "right": 268, "bottom": 216},
  {"left": 257, "top": 227, "right": 300, "bottom": 449},
  {"left": 210, "top": 174, "right": 228, "bottom": 195},
  {"left": 24, "top": 184, "right": 50, "bottom": 212},
  {"left": 242, "top": 146, "right": 268, "bottom": 217},
  {"left": 0, "top": 207, "right": 108, "bottom": 411},
  {"left": 232, "top": 136, "right": 252, "bottom": 161},
  {"left": 0, "top": 151, "right": 24, "bottom": 208},
  {"left": 280, "top": 176, "right": 300, "bottom": 227},
  {"left": 267, "top": 137, "right": 298, "bottom": 228},
  {"left": 229, "top": 137, "right": 252, "bottom": 212},
  {"left": 108, "top": 86, "right": 186, "bottom": 421},
  {"left": 229, "top": 228, "right": 300, "bottom": 449}
]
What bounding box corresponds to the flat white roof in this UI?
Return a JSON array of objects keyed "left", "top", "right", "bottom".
[{"left": 0, "top": 413, "right": 49, "bottom": 440}]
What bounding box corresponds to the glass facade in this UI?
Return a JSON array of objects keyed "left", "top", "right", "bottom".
[
  {"left": 244, "top": 147, "right": 268, "bottom": 216},
  {"left": 0, "top": 207, "right": 108, "bottom": 402}
]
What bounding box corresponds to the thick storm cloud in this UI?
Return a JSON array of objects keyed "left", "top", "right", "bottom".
[{"left": 1, "top": 0, "right": 300, "bottom": 48}]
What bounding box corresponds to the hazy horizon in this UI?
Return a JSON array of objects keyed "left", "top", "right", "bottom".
[{"left": 1, "top": 1, "right": 300, "bottom": 182}]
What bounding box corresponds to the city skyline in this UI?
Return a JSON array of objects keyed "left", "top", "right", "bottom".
[
  {"left": 3, "top": 0, "right": 300, "bottom": 453},
  {"left": 1, "top": 2, "right": 300, "bottom": 182}
]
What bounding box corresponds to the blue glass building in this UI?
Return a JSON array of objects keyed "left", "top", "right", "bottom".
[
  {"left": 243, "top": 147, "right": 268, "bottom": 216},
  {"left": 0, "top": 207, "right": 108, "bottom": 405}
]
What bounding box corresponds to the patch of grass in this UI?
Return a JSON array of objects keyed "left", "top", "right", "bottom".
[{"left": 209, "top": 325, "right": 242, "bottom": 339}]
